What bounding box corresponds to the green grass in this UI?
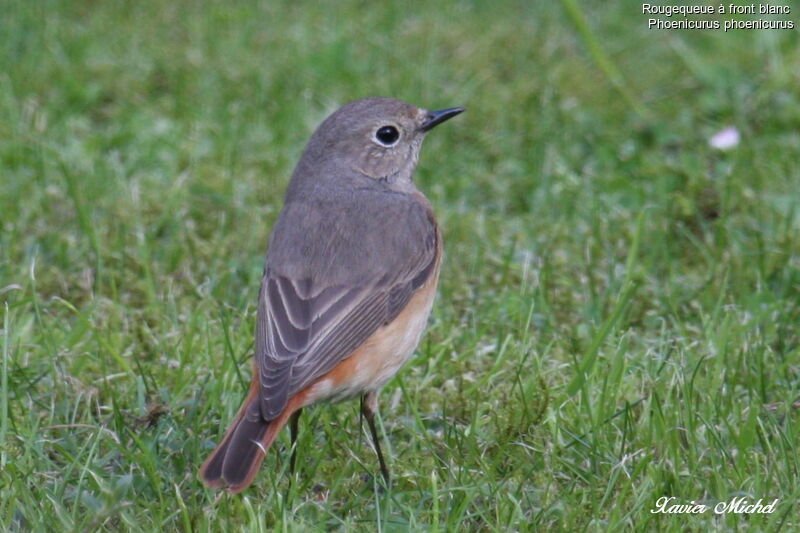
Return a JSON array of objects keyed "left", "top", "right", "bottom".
[{"left": 2, "top": 0, "right": 800, "bottom": 530}]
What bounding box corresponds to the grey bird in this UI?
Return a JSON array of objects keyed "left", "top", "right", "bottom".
[{"left": 199, "top": 97, "right": 463, "bottom": 493}]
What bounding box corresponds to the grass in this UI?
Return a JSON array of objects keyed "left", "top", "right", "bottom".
[{"left": 2, "top": 0, "right": 800, "bottom": 530}]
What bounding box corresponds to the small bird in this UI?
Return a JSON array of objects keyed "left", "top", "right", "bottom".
[{"left": 199, "top": 97, "right": 463, "bottom": 493}]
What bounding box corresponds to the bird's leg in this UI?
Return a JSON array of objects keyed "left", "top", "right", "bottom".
[
  {"left": 361, "top": 391, "right": 390, "bottom": 484},
  {"left": 289, "top": 408, "right": 302, "bottom": 475}
]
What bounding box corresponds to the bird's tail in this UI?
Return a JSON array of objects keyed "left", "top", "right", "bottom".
[{"left": 199, "top": 373, "right": 296, "bottom": 494}]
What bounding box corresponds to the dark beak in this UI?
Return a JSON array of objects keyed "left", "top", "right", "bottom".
[{"left": 420, "top": 107, "right": 465, "bottom": 132}]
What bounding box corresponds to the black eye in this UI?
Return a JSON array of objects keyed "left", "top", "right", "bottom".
[{"left": 375, "top": 125, "right": 400, "bottom": 146}]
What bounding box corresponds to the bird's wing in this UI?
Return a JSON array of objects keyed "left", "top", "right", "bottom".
[{"left": 254, "top": 192, "right": 438, "bottom": 420}]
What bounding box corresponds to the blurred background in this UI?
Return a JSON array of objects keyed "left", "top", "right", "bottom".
[{"left": 1, "top": 0, "right": 799, "bottom": 530}]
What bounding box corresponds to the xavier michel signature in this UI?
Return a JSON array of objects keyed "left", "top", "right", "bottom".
[{"left": 651, "top": 496, "right": 779, "bottom": 515}]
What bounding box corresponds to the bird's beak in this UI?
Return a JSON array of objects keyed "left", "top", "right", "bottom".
[{"left": 420, "top": 107, "right": 465, "bottom": 132}]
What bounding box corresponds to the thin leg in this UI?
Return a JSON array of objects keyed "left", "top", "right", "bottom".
[
  {"left": 361, "top": 392, "right": 390, "bottom": 484},
  {"left": 289, "top": 408, "right": 302, "bottom": 475}
]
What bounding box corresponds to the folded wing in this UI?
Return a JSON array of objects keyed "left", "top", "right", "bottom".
[{"left": 255, "top": 191, "right": 438, "bottom": 420}]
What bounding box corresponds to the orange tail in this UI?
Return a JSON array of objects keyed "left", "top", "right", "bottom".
[{"left": 199, "top": 374, "right": 300, "bottom": 494}]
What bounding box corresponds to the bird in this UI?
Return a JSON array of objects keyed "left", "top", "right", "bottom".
[{"left": 199, "top": 97, "right": 463, "bottom": 494}]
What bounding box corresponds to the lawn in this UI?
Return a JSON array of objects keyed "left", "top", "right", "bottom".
[{"left": 2, "top": 0, "right": 799, "bottom": 530}]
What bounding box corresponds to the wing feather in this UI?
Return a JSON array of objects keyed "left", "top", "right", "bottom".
[{"left": 254, "top": 190, "right": 439, "bottom": 420}]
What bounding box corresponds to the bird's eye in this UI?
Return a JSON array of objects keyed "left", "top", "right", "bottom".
[{"left": 374, "top": 125, "right": 400, "bottom": 146}]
